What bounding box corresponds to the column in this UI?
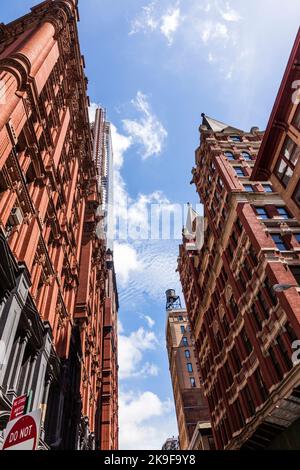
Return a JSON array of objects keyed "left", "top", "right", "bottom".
[{"left": 0, "top": 272, "right": 30, "bottom": 385}]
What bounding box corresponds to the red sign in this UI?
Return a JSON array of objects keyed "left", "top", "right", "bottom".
[
  {"left": 2, "top": 410, "right": 41, "bottom": 451},
  {"left": 9, "top": 395, "right": 27, "bottom": 422}
]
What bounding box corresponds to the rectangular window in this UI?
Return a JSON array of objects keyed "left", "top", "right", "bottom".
[
  {"left": 276, "top": 207, "right": 291, "bottom": 219},
  {"left": 258, "top": 291, "right": 270, "bottom": 319},
  {"left": 230, "top": 135, "right": 242, "bottom": 142},
  {"left": 271, "top": 234, "right": 289, "bottom": 251},
  {"left": 285, "top": 321, "right": 298, "bottom": 343},
  {"left": 262, "top": 184, "right": 273, "bottom": 193},
  {"left": 230, "top": 296, "right": 239, "bottom": 319},
  {"left": 249, "top": 246, "right": 258, "bottom": 266},
  {"left": 252, "top": 305, "right": 262, "bottom": 331},
  {"left": 178, "top": 315, "right": 183, "bottom": 321},
  {"left": 276, "top": 137, "right": 300, "bottom": 187},
  {"left": 235, "top": 399, "right": 245, "bottom": 429},
  {"left": 293, "top": 182, "right": 300, "bottom": 208},
  {"left": 225, "top": 362, "right": 233, "bottom": 387},
  {"left": 265, "top": 278, "right": 278, "bottom": 306},
  {"left": 292, "top": 105, "right": 300, "bottom": 130},
  {"left": 241, "top": 328, "right": 253, "bottom": 356},
  {"left": 187, "top": 363, "right": 193, "bottom": 373},
  {"left": 255, "top": 207, "right": 269, "bottom": 219},
  {"left": 244, "top": 184, "right": 254, "bottom": 192},
  {"left": 183, "top": 337, "right": 188, "bottom": 347},
  {"left": 254, "top": 368, "right": 268, "bottom": 402},
  {"left": 190, "top": 377, "right": 196, "bottom": 388},
  {"left": 232, "top": 346, "right": 242, "bottom": 372},
  {"left": 277, "top": 336, "right": 293, "bottom": 370},
  {"left": 180, "top": 325, "right": 185, "bottom": 334},
  {"left": 269, "top": 347, "right": 283, "bottom": 381},
  {"left": 234, "top": 167, "right": 245, "bottom": 177},
  {"left": 185, "top": 350, "right": 191, "bottom": 359},
  {"left": 244, "top": 385, "right": 256, "bottom": 416},
  {"left": 290, "top": 265, "right": 300, "bottom": 286}
]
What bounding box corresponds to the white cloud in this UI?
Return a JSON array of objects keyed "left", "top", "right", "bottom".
[
  {"left": 119, "top": 239, "right": 182, "bottom": 306},
  {"left": 110, "top": 123, "right": 132, "bottom": 170},
  {"left": 140, "top": 314, "right": 156, "bottom": 328},
  {"left": 160, "top": 6, "right": 182, "bottom": 45},
  {"left": 114, "top": 242, "right": 143, "bottom": 285},
  {"left": 129, "top": 2, "right": 158, "bottom": 35},
  {"left": 119, "top": 390, "right": 177, "bottom": 450},
  {"left": 123, "top": 91, "right": 167, "bottom": 160},
  {"left": 201, "top": 21, "right": 229, "bottom": 44},
  {"left": 118, "top": 327, "right": 159, "bottom": 379},
  {"left": 130, "top": 2, "right": 182, "bottom": 46},
  {"left": 218, "top": 2, "right": 242, "bottom": 22}
]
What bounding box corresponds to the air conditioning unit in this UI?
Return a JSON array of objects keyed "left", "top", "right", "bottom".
[{"left": 8, "top": 207, "right": 23, "bottom": 226}]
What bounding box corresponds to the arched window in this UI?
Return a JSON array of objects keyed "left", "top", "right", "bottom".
[
  {"left": 224, "top": 151, "right": 235, "bottom": 161},
  {"left": 241, "top": 151, "right": 252, "bottom": 161}
]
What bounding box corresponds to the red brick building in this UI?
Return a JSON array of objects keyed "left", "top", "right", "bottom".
[
  {"left": 179, "top": 88, "right": 300, "bottom": 448},
  {"left": 252, "top": 28, "right": 300, "bottom": 221},
  {"left": 0, "top": 0, "right": 118, "bottom": 450}
]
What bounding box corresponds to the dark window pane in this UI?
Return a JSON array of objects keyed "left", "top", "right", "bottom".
[
  {"left": 255, "top": 207, "right": 268, "bottom": 219},
  {"left": 292, "top": 106, "right": 300, "bottom": 130},
  {"left": 230, "top": 135, "right": 242, "bottom": 142},
  {"left": 293, "top": 183, "right": 300, "bottom": 208},
  {"left": 276, "top": 207, "right": 291, "bottom": 219},
  {"left": 290, "top": 265, "right": 300, "bottom": 285},
  {"left": 271, "top": 234, "right": 288, "bottom": 251},
  {"left": 185, "top": 350, "right": 191, "bottom": 358},
  {"left": 242, "top": 151, "right": 252, "bottom": 161},
  {"left": 225, "top": 151, "right": 235, "bottom": 161},
  {"left": 235, "top": 167, "right": 245, "bottom": 177}
]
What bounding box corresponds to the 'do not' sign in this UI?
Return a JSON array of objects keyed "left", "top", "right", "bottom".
[{"left": 2, "top": 410, "right": 41, "bottom": 451}]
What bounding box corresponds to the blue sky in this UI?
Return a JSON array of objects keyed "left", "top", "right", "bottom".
[{"left": 3, "top": 0, "right": 300, "bottom": 450}]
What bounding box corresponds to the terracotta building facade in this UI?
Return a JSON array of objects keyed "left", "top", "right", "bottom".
[
  {"left": 178, "top": 97, "right": 300, "bottom": 448},
  {"left": 0, "top": 0, "right": 118, "bottom": 450},
  {"left": 165, "top": 290, "right": 212, "bottom": 450}
]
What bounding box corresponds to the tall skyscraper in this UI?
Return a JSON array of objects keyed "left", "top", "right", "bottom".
[
  {"left": 91, "top": 107, "right": 119, "bottom": 449},
  {"left": 0, "top": 0, "right": 118, "bottom": 450},
  {"left": 178, "top": 104, "right": 300, "bottom": 449},
  {"left": 92, "top": 107, "right": 114, "bottom": 250},
  {"left": 165, "top": 290, "right": 212, "bottom": 450}
]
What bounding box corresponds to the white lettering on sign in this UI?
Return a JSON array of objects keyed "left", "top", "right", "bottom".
[
  {"left": 8, "top": 425, "right": 33, "bottom": 444},
  {"left": 19, "top": 425, "right": 33, "bottom": 439},
  {"left": 9, "top": 431, "right": 18, "bottom": 443}
]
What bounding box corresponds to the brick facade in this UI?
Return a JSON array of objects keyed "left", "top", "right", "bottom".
[
  {"left": 0, "top": 0, "right": 118, "bottom": 450},
  {"left": 178, "top": 111, "right": 300, "bottom": 449}
]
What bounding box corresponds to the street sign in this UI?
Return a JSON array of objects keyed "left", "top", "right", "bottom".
[
  {"left": 2, "top": 409, "right": 41, "bottom": 451},
  {"left": 9, "top": 395, "right": 28, "bottom": 422}
]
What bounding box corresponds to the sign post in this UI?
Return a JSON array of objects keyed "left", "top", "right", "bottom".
[{"left": 1, "top": 409, "right": 41, "bottom": 451}]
